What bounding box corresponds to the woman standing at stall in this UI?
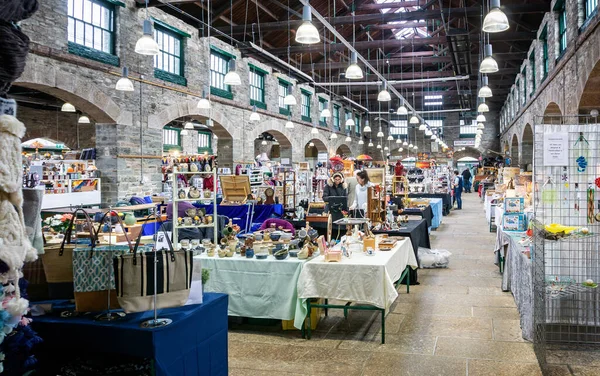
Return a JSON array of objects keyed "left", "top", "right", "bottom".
[{"left": 350, "top": 170, "right": 373, "bottom": 217}]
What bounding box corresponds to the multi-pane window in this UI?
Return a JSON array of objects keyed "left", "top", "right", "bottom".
[
  {"left": 278, "top": 81, "right": 289, "bottom": 112},
  {"left": 390, "top": 120, "right": 408, "bottom": 136},
  {"left": 345, "top": 111, "right": 352, "bottom": 131},
  {"left": 355, "top": 114, "right": 361, "bottom": 135},
  {"left": 67, "top": 0, "right": 114, "bottom": 54},
  {"left": 459, "top": 120, "right": 477, "bottom": 136},
  {"left": 529, "top": 52, "right": 536, "bottom": 95},
  {"left": 542, "top": 33, "right": 549, "bottom": 80},
  {"left": 198, "top": 131, "right": 212, "bottom": 153},
  {"left": 514, "top": 82, "right": 520, "bottom": 110},
  {"left": 163, "top": 127, "right": 181, "bottom": 151},
  {"left": 154, "top": 27, "right": 183, "bottom": 76},
  {"left": 586, "top": 0, "right": 598, "bottom": 20},
  {"left": 333, "top": 105, "right": 340, "bottom": 131},
  {"left": 318, "top": 98, "right": 327, "bottom": 126},
  {"left": 301, "top": 91, "right": 311, "bottom": 121},
  {"left": 558, "top": 4, "right": 567, "bottom": 56},
  {"left": 249, "top": 69, "right": 265, "bottom": 105},
  {"left": 522, "top": 69, "right": 527, "bottom": 105},
  {"left": 426, "top": 119, "right": 443, "bottom": 128},
  {"left": 210, "top": 51, "right": 230, "bottom": 92}
]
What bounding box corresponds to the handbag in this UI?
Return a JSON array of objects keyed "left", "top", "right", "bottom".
[
  {"left": 72, "top": 211, "right": 134, "bottom": 312},
  {"left": 41, "top": 208, "right": 96, "bottom": 299},
  {"left": 113, "top": 214, "right": 193, "bottom": 313}
]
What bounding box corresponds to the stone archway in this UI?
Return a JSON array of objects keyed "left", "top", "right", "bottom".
[
  {"left": 521, "top": 124, "right": 533, "bottom": 171},
  {"left": 511, "top": 134, "right": 520, "bottom": 167},
  {"left": 543, "top": 102, "right": 562, "bottom": 124},
  {"left": 305, "top": 138, "right": 327, "bottom": 158},
  {"left": 253, "top": 129, "right": 293, "bottom": 162},
  {"left": 335, "top": 143, "right": 352, "bottom": 157}
]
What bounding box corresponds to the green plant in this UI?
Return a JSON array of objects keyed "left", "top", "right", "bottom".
[{"left": 201, "top": 268, "right": 210, "bottom": 285}]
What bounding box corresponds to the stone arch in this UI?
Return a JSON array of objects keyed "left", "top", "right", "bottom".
[
  {"left": 542, "top": 102, "right": 562, "bottom": 124},
  {"left": 521, "top": 124, "right": 533, "bottom": 171},
  {"left": 511, "top": 133, "right": 520, "bottom": 167},
  {"left": 578, "top": 58, "right": 600, "bottom": 119},
  {"left": 335, "top": 143, "right": 352, "bottom": 157},
  {"left": 253, "top": 129, "right": 293, "bottom": 162},
  {"left": 503, "top": 140, "right": 510, "bottom": 153},
  {"left": 15, "top": 66, "right": 126, "bottom": 125},
  {"left": 305, "top": 138, "right": 327, "bottom": 159}
]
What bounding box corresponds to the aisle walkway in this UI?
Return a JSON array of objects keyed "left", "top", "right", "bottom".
[{"left": 226, "top": 194, "right": 572, "bottom": 375}]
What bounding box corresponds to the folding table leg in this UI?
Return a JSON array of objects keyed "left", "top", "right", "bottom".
[
  {"left": 381, "top": 309, "right": 385, "bottom": 344},
  {"left": 306, "top": 300, "right": 312, "bottom": 340}
]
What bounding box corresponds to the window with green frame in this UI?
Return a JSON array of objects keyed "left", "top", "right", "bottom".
[
  {"left": 67, "top": 0, "right": 120, "bottom": 66},
  {"left": 541, "top": 27, "right": 549, "bottom": 80},
  {"left": 154, "top": 23, "right": 186, "bottom": 86},
  {"left": 345, "top": 110, "right": 352, "bottom": 132},
  {"left": 586, "top": 0, "right": 598, "bottom": 20},
  {"left": 249, "top": 65, "right": 267, "bottom": 109},
  {"left": 278, "top": 80, "right": 290, "bottom": 115},
  {"left": 210, "top": 48, "right": 234, "bottom": 99},
  {"left": 515, "top": 81, "right": 520, "bottom": 110},
  {"left": 459, "top": 120, "right": 477, "bottom": 138},
  {"left": 163, "top": 126, "right": 181, "bottom": 151},
  {"left": 318, "top": 97, "right": 327, "bottom": 126},
  {"left": 556, "top": 1, "right": 567, "bottom": 56},
  {"left": 529, "top": 52, "right": 536, "bottom": 95},
  {"left": 333, "top": 105, "right": 340, "bottom": 131},
  {"left": 301, "top": 90, "right": 312, "bottom": 122},
  {"left": 197, "top": 131, "right": 212, "bottom": 153},
  {"left": 355, "top": 114, "right": 360, "bottom": 135},
  {"left": 521, "top": 69, "right": 527, "bottom": 105}
]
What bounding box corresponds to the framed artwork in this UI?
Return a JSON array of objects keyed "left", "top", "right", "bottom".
[
  {"left": 298, "top": 162, "right": 310, "bottom": 171},
  {"left": 364, "top": 168, "right": 385, "bottom": 186},
  {"left": 504, "top": 197, "right": 525, "bottom": 214}
]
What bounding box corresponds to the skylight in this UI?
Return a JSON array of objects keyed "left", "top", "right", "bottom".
[
  {"left": 424, "top": 101, "right": 443, "bottom": 106},
  {"left": 375, "top": 0, "right": 429, "bottom": 39}
]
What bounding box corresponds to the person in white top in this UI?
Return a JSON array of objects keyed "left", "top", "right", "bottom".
[{"left": 349, "top": 170, "right": 373, "bottom": 214}]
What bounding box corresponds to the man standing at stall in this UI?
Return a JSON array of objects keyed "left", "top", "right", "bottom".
[
  {"left": 453, "top": 170, "right": 463, "bottom": 210},
  {"left": 462, "top": 168, "right": 472, "bottom": 193}
]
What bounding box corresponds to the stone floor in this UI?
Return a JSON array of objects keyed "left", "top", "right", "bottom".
[{"left": 227, "top": 193, "right": 600, "bottom": 376}]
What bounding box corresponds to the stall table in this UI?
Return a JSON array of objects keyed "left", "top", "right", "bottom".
[
  {"left": 297, "top": 239, "right": 418, "bottom": 343},
  {"left": 31, "top": 293, "right": 229, "bottom": 376},
  {"left": 403, "top": 205, "right": 434, "bottom": 229},
  {"left": 373, "top": 219, "right": 430, "bottom": 284},
  {"left": 428, "top": 198, "right": 443, "bottom": 229},
  {"left": 195, "top": 253, "right": 308, "bottom": 327},
  {"left": 408, "top": 193, "right": 452, "bottom": 215},
  {"left": 194, "top": 204, "right": 283, "bottom": 233}
]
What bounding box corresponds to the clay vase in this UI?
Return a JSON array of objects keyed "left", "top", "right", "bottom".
[{"left": 124, "top": 212, "right": 136, "bottom": 226}]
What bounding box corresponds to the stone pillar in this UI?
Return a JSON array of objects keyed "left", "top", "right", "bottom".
[{"left": 95, "top": 123, "right": 119, "bottom": 205}]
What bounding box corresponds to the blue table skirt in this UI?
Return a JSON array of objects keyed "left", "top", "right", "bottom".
[
  {"left": 31, "top": 293, "right": 229, "bottom": 376},
  {"left": 428, "top": 198, "right": 443, "bottom": 229},
  {"left": 194, "top": 204, "right": 283, "bottom": 233}
]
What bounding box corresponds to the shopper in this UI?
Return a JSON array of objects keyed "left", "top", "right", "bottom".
[
  {"left": 462, "top": 168, "right": 472, "bottom": 193},
  {"left": 350, "top": 170, "right": 373, "bottom": 216},
  {"left": 452, "top": 170, "right": 463, "bottom": 210},
  {"left": 322, "top": 172, "right": 348, "bottom": 213}
]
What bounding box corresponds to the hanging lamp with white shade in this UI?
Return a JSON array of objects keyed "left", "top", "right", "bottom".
[
  {"left": 78, "top": 115, "right": 90, "bottom": 124},
  {"left": 197, "top": 86, "right": 211, "bottom": 109},
  {"left": 249, "top": 105, "right": 260, "bottom": 122},
  {"left": 477, "top": 99, "right": 489, "bottom": 112},
  {"left": 358, "top": 139, "right": 364, "bottom": 145},
  {"left": 261, "top": 139, "right": 267, "bottom": 145},
  {"left": 476, "top": 113, "right": 486, "bottom": 122},
  {"left": 224, "top": 60, "right": 241, "bottom": 86},
  {"left": 376, "top": 126, "right": 384, "bottom": 138},
  {"left": 345, "top": 134, "right": 352, "bottom": 142},
  {"left": 480, "top": 44, "right": 499, "bottom": 74},
  {"left": 431, "top": 134, "right": 437, "bottom": 140},
  {"left": 403, "top": 139, "right": 408, "bottom": 146},
  {"left": 115, "top": 67, "right": 134, "bottom": 92},
  {"left": 478, "top": 76, "right": 493, "bottom": 98},
  {"left": 309, "top": 141, "right": 315, "bottom": 147},
  {"left": 368, "top": 139, "right": 374, "bottom": 147},
  {"left": 345, "top": 52, "right": 363, "bottom": 79},
  {"left": 425, "top": 128, "right": 433, "bottom": 136},
  {"left": 418, "top": 123, "right": 427, "bottom": 131},
  {"left": 477, "top": 122, "right": 485, "bottom": 129},
  {"left": 61, "top": 103, "right": 76, "bottom": 112},
  {"left": 396, "top": 138, "right": 401, "bottom": 144},
  {"left": 330, "top": 132, "right": 338, "bottom": 139},
  {"left": 345, "top": 116, "right": 355, "bottom": 127},
  {"left": 413, "top": 145, "right": 418, "bottom": 150},
  {"left": 135, "top": 19, "right": 160, "bottom": 55},
  {"left": 482, "top": 0, "right": 510, "bottom": 33},
  {"left": 311, "top": 125, "right": 319, "bottom": 134},
  {"left": 283, "top": 86, "right": 297, "bottom": 105},
  {"left": 285, "top": 114, "right": 294, "bottom": 129},
  {"left": 398, "top": 147, "right": 403, "bottom": 152},
  {"left": 387, "top": 135, "right": 394, "bottom": 141},
  {"left": 363, "top": 119, "right": 371, "bottom": 133},
  {"left": 397, "top": 99, "right": 408, "bottom": 115},
  {"left": 408, "top": 143, "right": 413, "bottom": 148},
  {"left": 409, "top": 112, "right": 419, "bottom": 124},
  {"left": 320, "top": 101, "right": 331, "bottom": 118},
  {"left": 376, "top": 143, "right": 382, "bottom": 149},
  {"left": 184, "top": 121, "right": 194, "bottom": 129},
  {"left": 377, "top": 82, "right": 391, "bottom": 102},
  {"left": 296, "top": 3, "right": 320, "bottom": 44}
]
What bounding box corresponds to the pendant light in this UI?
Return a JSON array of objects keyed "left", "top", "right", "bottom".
[
  {"left": 368, "top": 139, "right": 374, "bottom": 147},
  {"left": 330, "top": 132, "right": 338, "bottom": 139},
  {"left": 403, "top": 139, "right": 408, "bottom": 146},
  {"left": 249, "top": 105, "right": 260, "bottom": 122},
  {"left": 77, "top": 115, "right": 90, "bottom": 124},
  {"left": 296, "top": 3, "right": 320, "bottom": 44},
  {"left": 358, "top": 139, "right": 364, "bottom": 145},
  {"left": 480, "top": 44, "right": 499, "bottom": 74},
  {"left": 477, "top": 99, "right": 489, "bottom": 113},
  {"left": 478, "top": 76, "right": 493, "bottom": 98},
  {"left": 363, "top": 119, "right": 371, "bottom": 133},
  {"left": 477, "top": 122, "right": 485, "bottom": 129},
  {"left": 483, "top": 0, "right": 510, "bottom": 33},
  {"left": 377, "top": 126, "right": 384, "bottom": 138},
  {"left": 197, "top": 86, "right": 211, "bottom": 109},
  {"left": 283, "top": 86, "right": 297, "bottom": 105},
  {"left": 346, "top": 52, "right": 363, "bottom": 79},
  {"left": 418, "top": 123, "right": 426, "bottom": 131},
  {"left": 397, "top": 99, "right": 408, "bottom": 115},
  {"left": 311, "top": 125, "right": 319, "bottom": 134},
  {"left": 387, "top": 135, "right": 394, "bottom": 141},
  {"left": 396, "top": 138, "right": 401, "bottom": 144},
  {"left": 408, "top": 142, "right": 413, "bottom": 148},
  {"left": 345, "top": 134, "right": 352, "bottom": 142},
  {"left": 184, "top": 121, "right": 194, "bottom": 129},
  {"left": 476, "top": 113, "right": 486, "bottom": 122},
  {"left": 384, "top": 146, "right": 389, "bottom": 151},
  {"left": 476, "top": 129, "right": 483, "bottom": 135},
  {"left": 285, "top": 114, "right": 294, "bottom": 129},
  {"left": 431, "top": 134, "right": 437, "bottom": 141},
  {"left": 61, "top": 102, "right": 76, "bottom": 112},
  {"left": 345, "top": 116, "right": 355, "bottom": 127},
  {"left": 261, "top": 139, "right": 268, "bottom": 145},
  {"left": 135, "top": 19, "right": 160, "bottom": 55},
  {"left": 409, "top": 112, "right": 419, "bottom": 124},
  {"left": 309, "top": 141, "right": 315, "bottom": 147},
  {"left": 377, "top": 82, "right": 391, "bottom": 102},
  {"left": 115, "top": 67, "right": 134, "bottom": 92},
  {"left": 224, "top": 60, "right": 241, "bottom": 86},
  {"left": 413, "top": 145, "right": 418, "bottom": 150},
  {"left": 376, "top": 143, "right": 382, "bottom": 149},
  {"left": 425, "top": 129, "right": 433, "bottom": 136},
  {"left": 320, "top": 101, "right": 331, "bottom": 118}
]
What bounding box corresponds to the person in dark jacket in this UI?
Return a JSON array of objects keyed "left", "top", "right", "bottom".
[
  {"left": 462, "top": 168, "right": 472, "bottom": 193},
  {"left": 323, "top": 172, "right": 347, "bottom": 213}
]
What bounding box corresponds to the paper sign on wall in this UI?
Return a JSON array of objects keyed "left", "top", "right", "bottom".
[{"left": 543, "top": 132, "right": 569, "bottom": 166}]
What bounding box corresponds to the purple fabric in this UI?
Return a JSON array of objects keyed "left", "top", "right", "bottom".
[
  {"left": 166, "top": 201, "right": 195, "bottom": 220},
  {"left": 258, "top": 218, "right": 295, "bottom": 235}
]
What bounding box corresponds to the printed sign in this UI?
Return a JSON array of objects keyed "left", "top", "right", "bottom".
[
  {"left": 543, "top": 132, "right": 568, "bottom": 166},
  {"left": 454, "top": 139, "right": 476, "bottom": 146}
]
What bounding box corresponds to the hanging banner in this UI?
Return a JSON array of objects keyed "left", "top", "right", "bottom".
[
  {"left": 543, "top": 132, "right": 569, "bottom": 166},
  {"left": 454, "top": 139, "right": 476, "bottom": 146}
]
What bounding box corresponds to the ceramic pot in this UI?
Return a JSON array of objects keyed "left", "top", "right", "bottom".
[{"left": 123, "top": 212, "right": 136, "bottom": 226}]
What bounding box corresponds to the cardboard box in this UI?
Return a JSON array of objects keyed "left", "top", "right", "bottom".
[
  {"left": 282, "top": 298, "right": 322, "bottom": 330},
  {"left": 504, "top": 197, "right": 524, "bottom": 214},
  {"left": 503, "top": 214, "right": 526, "bottom": 231}
]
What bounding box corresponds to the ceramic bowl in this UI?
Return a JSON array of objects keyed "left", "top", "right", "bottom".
[
  {"left": 270, "top": 232, "right": 282, "bottom": 241},
  {"left": 253, "top": 232, "right": 264, "bottom": 241},
  {"left": 245, "top": 249, "right": 254, "bottom": 258},
  {"left": 280, "top": 232, "right": 293, "bottom": 241},
  {"left": 274, "top": 249, "right": 288, "bottom": 260},
  {"left": 255, "top": 253, "right": 268, "bottom": 260},
  {"left": 289, "top": 250, "right": 299, "bottom": 257}
]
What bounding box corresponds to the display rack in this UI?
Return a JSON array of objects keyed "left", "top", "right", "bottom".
[
  {"left": 171, "top": 168, "right": 218, "bottom": 247},
  {"left": 366, "top": 185, "right": 385, "bottom": 224},
  {"left": 281, "top": 170, "right": 296, "bottom": 211}
]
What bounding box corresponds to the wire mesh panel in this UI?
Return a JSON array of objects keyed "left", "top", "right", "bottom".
[{"left": 533, "top": 116, "right": 600, "bottom": 355}]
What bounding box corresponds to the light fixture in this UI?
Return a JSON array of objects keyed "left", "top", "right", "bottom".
[
  {"left": 377, "top": 82, "right": 391, "bottom": 102},
  {"left": 396, "top": 138, "right": 401, "bottom": 144},
  {"left": 432, "top": 134, "right": 437, "bottom": 140},
  {"left": 376, "top": 144, "right": 382, "bottom": 149},
  {"left": 115, "top": 67, "right": 134, "bottom": 92},
  {"left": 476, "top": 113, "right": 486, "bottom": 122},
  {"left": 418, "top": 123, "right": 427, "bottom": 131},
  {"left": 397, "top": 99, "right": 408, "bottom": 115},
  {"left": 311, "top": 126, "right": 319, "bottom": 134},
  {"left": 399, "top": 147, "right": 403, "bottom": 152},
  {"left": 77, "top": 115, "right": 90, "bottom": 124},
  {"left": 403, "top": 139, "right": 408, "bottom": 146},
  {"left": 363, "top": 119, "right": 371, "bottom": 133},
  {"left": 480, "top": 44, "right": 499, "bottom": 74},
  {"left": 285, "top": 115, "right": 294, "bottom": 129},
  {"left": 330, "top": 132, "right": 338, "bottom": 139},
  {"left": 309, "top": 141, "right": 315, "bottom": 147},
  {"left": 425, "top": 129, "right": 433, "bottom": 136},
  {"left": 477, "top": 122, "right": 485, "bottom": 129},
  {"left": 483, "top": 0, "right": 510, "bottom": 33},
  {"left": 413, "top": 145, "right": 418, "bottom": 150},
  {"left": 61, "top": 102, "right": 76, "bottom": 112},
  {"left": 387, "top": 135, "right": 394, "bottom": 141},
  {"left": 377, "top": 127, "right": 384, "bottom": 138},
  {"left": 283, "top": 86, "right": 297, "bottom": 105},
  {"left": 184, "top": 121, "right": 194, "bottom": 129},
  {"left": 384, "top": 146, "right": 389, "bottom": 151},
  {"left": 135, "top": 19, "right": 160, "bottom": 55},
  {"left": 345, "top": 117, "right": 355, "bottom": 127},
  {"left": 197, "top": 86, "right": 211, "bottom": 109},
  {"left": 345, "top": 52, "right": 363, "bottom": 80},
  {"left": 180, "top": 129, "right": 189, "bottom": 136},
  {"left": 295, "top": 3, "right": 320, "bottom": 44},
  {"left": 224, "top": 60, "right": 241, "bottom": 86},
  {"left": 320, "top": 101, "right": 331, "bottom": 118},
  {"left": 478, "top": 76, "right": 493, "bottom": 98},
  {"left": 478, "top": 100, "right": 489, "bottom": 113},
  {"left": 408, "top": 143, "right": 413, "bottom": 148},
  {"left": 476, "top": 129, "right": 483, "bottom": 135},
  {"left": 261, "top": 139, "right": 268, "bottom": 145},
  {"left": 249, "top": 105, "right": 260, "bottom": 122},
  {"left": 409, "top": 112, "right": 419, "bottom": 124},
  {"left": 368, "top": 139, "right": 374, "bottom": 147},
  {"left": 358, "top": 139, "right": 364, "bottom": 145},
  {"left": 345, "top": 135, "right": 352, "bottom": 142}
]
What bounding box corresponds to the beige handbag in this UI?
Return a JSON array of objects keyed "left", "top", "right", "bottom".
[{"left": 113, "top": 214, "right": 193, "bottom": 313}]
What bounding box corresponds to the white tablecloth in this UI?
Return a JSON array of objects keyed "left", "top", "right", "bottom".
[
  {"left": 485, "top": 194, "right": 502, "bottom": 224},
  {"left": 193, "top": 254, "right": 307, "bottom": 324},
  {"left": 296, "top": 239, "right": 418, "bottom": 328}
]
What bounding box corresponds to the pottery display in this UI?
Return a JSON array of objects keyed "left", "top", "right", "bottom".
[
  {"left": 270, "top": 232, "right": 282, "bottom": 241},
  {"left": 274, "top": 249, "right": 288, "bottom": 260},
  {"left": 218, "top": 249, "right": 227, "bottom": 258},
  {"left": 188, "top": 186, "right": 201, "bottom": 199},
  {"left": 255, "top": 253, "right": 268, "bottom": 260},
  {"left": 245, "top": 249, "right": 254, "bottom": 258},
  {"left": 123, "top": 212, "right": 136, "bottom": 226}
]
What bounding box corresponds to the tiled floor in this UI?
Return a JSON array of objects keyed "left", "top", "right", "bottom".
[{"left": 227, "top": 193, "right": 600, "bottom": 375}]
